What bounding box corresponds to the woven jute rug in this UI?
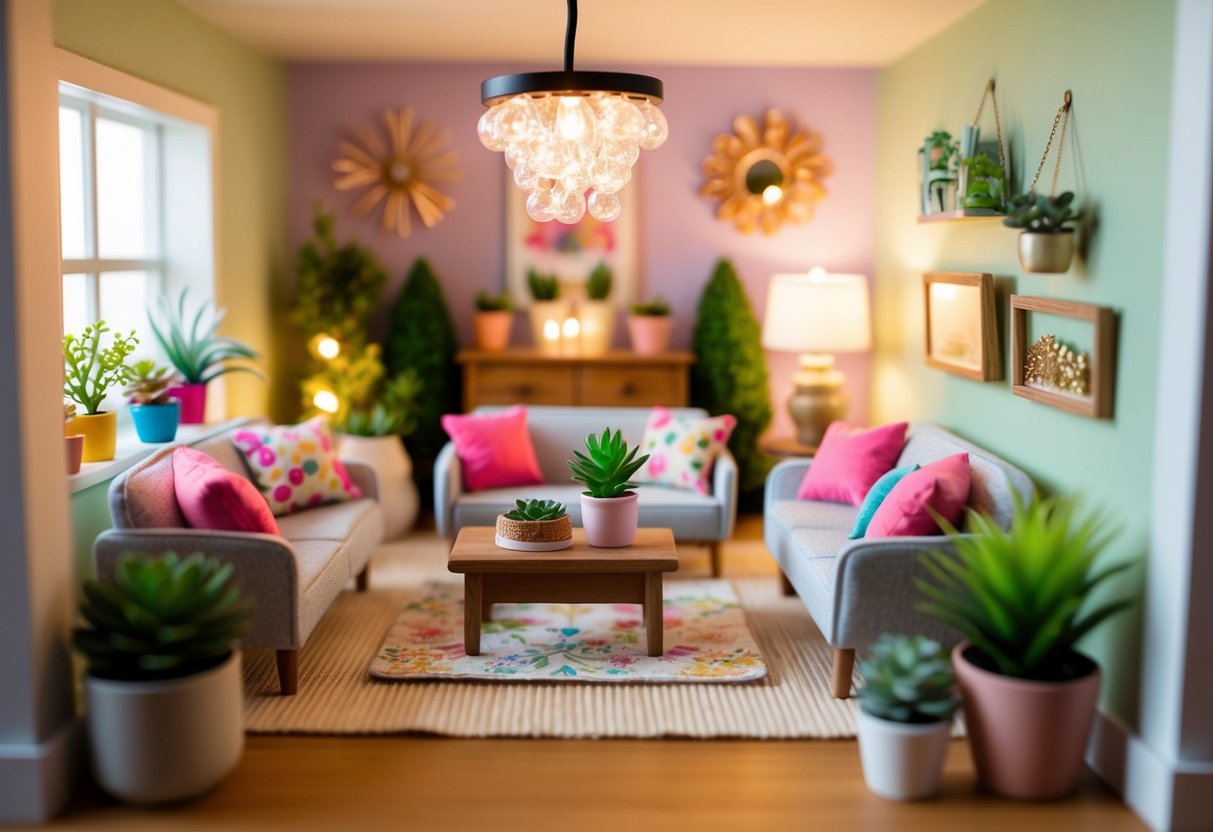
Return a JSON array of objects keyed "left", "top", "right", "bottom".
[{"left": 241, "top": 533, "right": 863, "bottom": 738}]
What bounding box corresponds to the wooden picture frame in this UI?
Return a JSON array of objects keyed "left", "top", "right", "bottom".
[
  {"left": 1011, "top": 296, "right": 1117, "bottom": 419},
  {"left": 922, "top": 272, "right": 1001, "bottom": 381}
]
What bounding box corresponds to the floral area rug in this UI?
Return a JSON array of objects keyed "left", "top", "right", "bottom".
[{"left": 368, "top": 580, "right": 768, "bottom": 683}]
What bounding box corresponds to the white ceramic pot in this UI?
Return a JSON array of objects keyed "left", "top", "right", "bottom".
[
  {"left": 85, "top": 652, "right": 244, "bottom": 805},
  {"left": 338, "top": 433, "right": 419, "bottom": 540},
  {"left": 529, "top": 299, "right": 571, "bottom": 354},
  {"left": 856, "top": 708, "right": 951, "bottom": 801},
  {"left": 580, "top": 492, "right": 640, "bottom": 547},
  {"left": 577, "top": 300, "right": 615, "bottom": 356}
]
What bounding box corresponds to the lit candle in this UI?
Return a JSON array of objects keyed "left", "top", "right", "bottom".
[
  {"left": 542, "top": 318, "right": 560, "bottom": 355},
  {"left": 561, "top": 316, "right": 581, "bottom": 355}
]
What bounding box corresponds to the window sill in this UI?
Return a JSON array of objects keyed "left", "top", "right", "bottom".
[{"left": 69, "top": 417, "right": 251, "bottom": 495}]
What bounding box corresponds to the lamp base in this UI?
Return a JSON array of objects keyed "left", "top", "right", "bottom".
[{"left": 786, "top": 354, "right": 850, "bottom": 447}]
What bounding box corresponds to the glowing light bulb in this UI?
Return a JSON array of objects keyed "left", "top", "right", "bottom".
[
  {"left": 808, "top": 267, "right": 828, "bottom": 282},
  {"left": 762, "top": 185, "right": 783, "bottom": 205},
  {"left": 556, "top": 96, "right": 591, "bottom": 142},
  {"left": 316, "top": 336, "right": 340, "bottom": 360},
  {"left": 562, "top": 317, "right": 581, "bottom": 338},
  {"left": 543, "top": 319, "right": 560, "bottom": 341},
  {"left": 313, "top": 389, "right": 339, "bottom": 414}
]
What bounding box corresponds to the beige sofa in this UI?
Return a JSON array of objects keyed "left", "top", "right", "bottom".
[{"left": 92, "top": 420, "right": 384, "bottom": 695}]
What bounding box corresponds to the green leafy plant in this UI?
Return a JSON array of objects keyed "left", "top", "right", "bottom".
[
  {"left": 73, "top": 552, "right": 254, "bottom": 682},
  {"left": 1002, "top": 191, "right": 1080, "bottom": 233},
  {"left": 587, "top": 262, "right": 612, "bottom": 301},
  {"left": 293, "top": 206, "right": 388, "bottom": 342},
  {"left": 925, "top": 130, "right": 959, "bottom": 172},
  {"left": 858, "top": 634, "right": 960, "bottom": 724},
  {"left": 916, "top": 494, "right": 1134, "bottom": 681},
  {"left": 691, "top": 258, "right": 772, "bottom": 493},
  {"left": 961, "top": 153, "right": 1006, "bottom": 210},
  {"left": 527, "top": 269, "right": 560, "bottom": 301},
  {"left": 63, "top": 321, "right": 140, "bottom": 415},
  {"left": 123, "top": 360, "right": 178, "bottom": 405},
  {"left": 568, "top": 428, "right": 650, "bottom": 499},
  {"left": 474, "top": 290, "right": 513, "bottom": 312},
  {"left": 303, "top": 342, "right": 420, "bottom": 437},
  {"left": 504, "top": 498, "right": 568, "bottom": 521},
  {"left": 630, "top": 296, "right": 672, "bottom": 316},
  {"left": 148, "top": 290, "right": 263, "bottom": 386}
]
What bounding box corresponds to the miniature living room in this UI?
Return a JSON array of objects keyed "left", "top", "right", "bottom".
[{"left": 2, "top": 0, "right": 1211, "bottom": 830}]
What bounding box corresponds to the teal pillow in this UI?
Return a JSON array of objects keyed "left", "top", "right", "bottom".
[{"left": 848, "top": 464, "right": 920, "bottom": 539}]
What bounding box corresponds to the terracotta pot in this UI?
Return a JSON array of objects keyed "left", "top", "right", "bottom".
[
  {"left": 528, "top": 300, "right": 571, "bottom": 355},
  {"left": 580, "top": 492, "right": 639, "bottom": 547},
  {"left": 1017, "top": 231, "right": 1076, "bottom": 274},
  {"left": 336, "top": 433, "right": 419, "bottom": 540},
  {"left": 856, "top": 708, "right": 951, "bottom": 801},
  {"left": 577, "top": 301, "right": 615, "bottom": 356},
  {"left": 72, "top": 411, "right": 117, "bottom": 463},
  {"left": 65, "top": 434, "right": 84, "bottom": 475},
  {"left": 953, "top": 642, "right": 1100, "bottom": 799},
  {"left": 627, "top": 315, "right": 672, "bottom": 355},
  {"left": 168, "top": 383, "right": 208, "bottom": 424},
  {"left": 473, "top": 311, "right": 514, "bottom": 352}
]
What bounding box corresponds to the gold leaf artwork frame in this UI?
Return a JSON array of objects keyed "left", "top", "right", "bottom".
[{"left": 1011, "top": 295, "right": 1117, "bottom": 419}]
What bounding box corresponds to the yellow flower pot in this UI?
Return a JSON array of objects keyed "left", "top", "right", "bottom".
[{"left": 71, "top": 411, "right": 117, "bottom": 463}]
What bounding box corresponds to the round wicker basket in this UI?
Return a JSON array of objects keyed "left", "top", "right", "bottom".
[{"left": 495, "top": 513, "right": 573, "bottom": 544}]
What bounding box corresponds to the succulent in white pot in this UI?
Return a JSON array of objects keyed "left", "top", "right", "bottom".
[{"left": 568, "top": 428, "right": 650, "bottom": 548}]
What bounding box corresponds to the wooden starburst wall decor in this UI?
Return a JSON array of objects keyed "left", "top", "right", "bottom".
[
  {"left": 332, "top": 107, "right": 461, "bottom": 237},
  {"left": 700, "top": 109, "right": 833, "bottom": 235}
]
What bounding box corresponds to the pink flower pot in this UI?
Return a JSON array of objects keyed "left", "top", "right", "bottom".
[
  {"left": 580, "top": 492, "right": 640, "bottom": 548},
  {"left": 168, "top": 383, "right": 208, "bottom": 425},
  {"left": 473, "top": 311, "right": 513, "bottom": 352},
  {"left": 627, "top": 316, "right": 672, "bottom": 355},
  {"left": 953, "top": 642, "right": 1101, "bottom": 800}
]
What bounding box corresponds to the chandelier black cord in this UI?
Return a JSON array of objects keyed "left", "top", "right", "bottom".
[{"left": 564, "top": 0, "right": 577, "bottom": 72}]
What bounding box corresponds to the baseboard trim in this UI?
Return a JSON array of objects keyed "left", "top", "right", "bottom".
[
  {"left": 1088, "top": 709, "right": 1213, "bottom": 832},
  {"left": 0, "top": 717, "right": 82, "bottom": 823}
]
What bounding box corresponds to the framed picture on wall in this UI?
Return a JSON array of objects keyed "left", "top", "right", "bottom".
[
  {"left": 1010, "top": 295, "right": 1117, "bottom": 419},
  {"left": 922, "top": 272, "right": 1001, "bottom": 381}
]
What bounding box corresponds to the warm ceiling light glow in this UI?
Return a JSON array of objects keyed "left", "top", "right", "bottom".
[
  {"left": 312, "top": 389, "right": 340, "bottom": 414},
  {"left": 762, "top": 184, "right": 783, "bottom": 205},
  {"left": 316, "top": 336, "right": 341, "bottom": 360}
]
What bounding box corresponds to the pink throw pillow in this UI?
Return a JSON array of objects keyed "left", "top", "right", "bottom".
[
  {"left": 864, "top": 453, "right": 972, "bottom": 538},
  {"left": 172, "top": 446, "right": 280, "bottom": 535},
  {"left": 440, "top": 406, "right": 545, "bottom": 492},
  {"left": 795, "top": 421, "right": 909, "bottom": 505}
]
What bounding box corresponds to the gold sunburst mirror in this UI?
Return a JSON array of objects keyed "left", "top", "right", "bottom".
[
  {"left": 701, "top": 109, "right": 833, "bottom": 235},
  {"left": 332, "top": 107, "right": 461, "bottom": 237}
]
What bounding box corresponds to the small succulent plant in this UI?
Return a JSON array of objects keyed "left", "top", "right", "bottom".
[
  {"left": 568, "top": 428, "right": 650, "bottom": 499},
  {"left": 858, "top": 634, "right": 960, "bottom": 724},
  {"left": 1002, "top": 191, "right": 1080, "bottom": 233},
  {"left": 630, "top": 296, "right": 672, "bottom": 317},
  {"left": 474, "top": 289, "right": 512, "bottom": 312},
  {"left": 587, "top": 262, "right": 612, "bottom": 301},
  {"left": 73, "top": 552, "right": 254, "bottom": 682},
  {"left": 503, "top": 498, "right": 568, "bottom": 522},
  {"left": 124, "top": 360, "right": 178, "bottom": 405},
  {"left": 527, "top": 269, "right": 560, "bottom": 301}
]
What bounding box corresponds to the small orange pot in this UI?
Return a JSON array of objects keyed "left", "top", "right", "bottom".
[
  {"left": 473, "top": 311, "right": 513, "bottom": 352},
  {"left": 72, "top": 411, "right": 118, "bottom": 463},
  {"left": 65, "top": 434, "right": 84, "bottom": 474},
  {"left": 627, "top": 315, "right": 672, "bottom": 355}
]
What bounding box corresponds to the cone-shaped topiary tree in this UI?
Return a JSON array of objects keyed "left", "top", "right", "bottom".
[
  {"left": 691, "top": 257, "right": 773, "bottom": 494},
  {"left": 385, "top": 257, "right": 459, "bottom": 463}
]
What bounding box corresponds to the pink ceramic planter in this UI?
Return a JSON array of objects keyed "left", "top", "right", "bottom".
[
  {"left": 169, "top": 383, "right": 208, "bottom": 424},
  {"left": 627, "top": 316, "right": 672, "bottom": 355},
  {"left": 580, "top": 492, "right": 640, "bottom": 547}
]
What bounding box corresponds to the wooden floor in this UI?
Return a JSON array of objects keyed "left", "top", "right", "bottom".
[{"left": 37, "top": 516, "right": 1144, "bottom": 831}]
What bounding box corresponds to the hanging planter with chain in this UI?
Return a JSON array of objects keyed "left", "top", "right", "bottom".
[{"left": 957, "top": 79, "right": 1009, "bottom": 214}]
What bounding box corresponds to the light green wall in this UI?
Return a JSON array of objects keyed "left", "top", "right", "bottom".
[
  {"left": 52, "top": 0, "right": 291, "bottom": 421},
  {"left": 874, "top": 0, "right": 1176, "bottom": 725}
]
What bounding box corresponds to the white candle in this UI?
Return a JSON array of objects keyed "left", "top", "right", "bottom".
[
  {"left": 561, "top": 317, "right": 581, "bottom": 355},
  {"left": 542, "top": 319, "right": 560, "bottom": 355}
]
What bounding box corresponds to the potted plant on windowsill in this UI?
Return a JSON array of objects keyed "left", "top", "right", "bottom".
[
  {"left": 527, "top": 269, "right": 568, "bottom": 354},
  {"left": 473, "top": 290, "right": 514, "bottom": 352},
  {"left": 124, "top": 360, "right": 181, "bottom": 444},
  {"left": 64, "top": 403, "right": 84, "bottom": 475},
  {"left": 627, "top": 296, "right": 672, "bottom": 355},
  {"left": 1003, "top": 191, "right": 1081, "bottom": 273},
  {"left": 578, "top": 261, "right": 615, "bottom": 356},
  {"left": 495, "top": 499, "right": 573, "bottom": 551},
  {"left": 568, "top": 427, "right": 649, "bottom": 547},
  {"left": 73, "top": 552, "right": 254, "bottom": 805},
  {"left": 148, "top": 289, "right": 264, "bottom": 425},
  {"left": 916, "top": 494, "right": 1133, "bottom": 800},
  {"left": 63, "top": 320, "right": 139, "bottom": 463},
  {"left": 856, "top": 634, "right": 960, "bottom": 801}
]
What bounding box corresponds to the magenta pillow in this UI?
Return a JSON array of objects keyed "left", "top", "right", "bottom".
[
  {"left": 172, "top": 446, "right": 280, "bottom": 535},
  {"left": 440, "top": 406, "right": 545, "bottom": 492},
  {"left": 795, "top": 421, "right": 909, "bottom": 505},
  {"left": 865, "top": 453, "right": 972, "bottom": 538}
]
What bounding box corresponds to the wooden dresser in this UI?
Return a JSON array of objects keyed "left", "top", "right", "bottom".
[{"left": 457, "top": 350, "right": 695, "bottom": 410}]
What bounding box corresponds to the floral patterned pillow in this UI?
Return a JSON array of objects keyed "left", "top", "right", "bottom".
[
  {"left": 231, "top": 417, "right": 361, "bottom": 516},
  {"left": 633, "top": 407, "right": 736, "bottom": 494}
]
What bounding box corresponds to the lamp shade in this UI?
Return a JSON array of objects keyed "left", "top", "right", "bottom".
[{"left": 762, "top": 272, "right": 871, "bottom": 354}]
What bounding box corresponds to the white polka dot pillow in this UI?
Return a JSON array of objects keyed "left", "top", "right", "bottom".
[
  {"left": 231, "top": 417, "right": 361, "bottom": 516},
  {"left": 632, "top": 407, "right": 736, "bottom": 494}
]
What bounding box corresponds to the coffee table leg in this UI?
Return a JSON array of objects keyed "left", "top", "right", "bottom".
[
  {"left": 645, "top": 572, "right": 664, "bottom": 657},
  {"left": 464, "top": 573, "right": 483, "bottom": 656}
]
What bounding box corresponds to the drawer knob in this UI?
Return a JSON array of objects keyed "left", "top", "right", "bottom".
[
  {"left": 621, "top": 382, "right": 637, "bottom": 396},
  {"left": 516, "top": 384, "right": 535, "bottom": 396}
]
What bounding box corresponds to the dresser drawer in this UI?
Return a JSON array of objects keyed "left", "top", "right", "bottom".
[
  {"left": 578, "top": 365, "right": 684, "bottom": 407},
  {"left": 469, "top": 364, "right": 575, "bottom": 406}
]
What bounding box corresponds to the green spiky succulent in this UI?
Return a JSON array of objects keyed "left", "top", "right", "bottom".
[
  {"left": 474, "top": 289, "right": 513, "bottom": 312},
  {"left": 858, "top": 634, "right": 960, "bottom": 724},
  {"left": 148, "top": 289, "right": 263, "bottom": 385},
  {"left": 73, "top": 552, "right": 254, "bottom": 682},
  {"left": 527, "top": 269, "right": 559, "bottom": 301},
  {"left": 587, "top": 262, "right": 612, "bottom": 300},
  {"left": 630, "top": 296, "right": 671, "bottom": 316},
  {"left": 1002, "top": 191, "right": 1080, "bottom": 232},
  {"left": 568, "top": 428, "right": 650, "bottom": 499},
  {"left": 504, "top": 499, "right": 568, "bottom": 521}
]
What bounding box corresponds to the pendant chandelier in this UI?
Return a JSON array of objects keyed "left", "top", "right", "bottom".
[{"left": 478, "top": 0, "right": 667, "bottom": 224}]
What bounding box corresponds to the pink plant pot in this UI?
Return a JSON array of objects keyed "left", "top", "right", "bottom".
[
  {"left": 953, "top": 642, "right": 1101, "bottom": 800},
  {"left": 627, "top": 316, "right": 672, "bottom": 355},
  {"left": 168, "top": 383, "right": 208, "bottom": 425},
  {"left": 580, "top": 492, "right": 640, "bottom": 548},
  {"left": 473, "top": 311, "right": 513, "bottom": 352},
  {"left": 65, "top": 434, "right": 84, "bottom": 475}
]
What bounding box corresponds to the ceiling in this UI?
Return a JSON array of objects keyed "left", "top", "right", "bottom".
[{"left": 179, "top": 0, "right": 988, "bottom": 67}]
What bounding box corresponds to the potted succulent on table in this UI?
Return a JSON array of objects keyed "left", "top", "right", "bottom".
[
  {"left": 473, "top": 290, "right": 514, "bottom": 352},
  {"left": 64, "top": 403, "right": 84, "bottom": 475},
  {"left": 627, "top": 296, "right": 673, "bottom": 355},
  {"left": 526, "top": 269, "right": 569, "bottom": 353},
  {"left": 1003, "top": 191, "right": 1081, "bottom": 274},
  {"left": 568, "top": 428, "right": 650, "bottom": 547},
  {"left": 495, "top": 499, "right": 573, "bottom": 551},
  {"left": 73, "top": 551, "right": 253, "bottom": 805},
  {"left": 577, "top": 261, "right": 615, "bottom": 356},
  {"left": 124, "top": 360, "right": 181, "bottom": 444},
  {"left": 148, "top": 289, "right": 263, "bottom": 424},
  {"left": 856, "top": 634, "right": 960, "bottom": 801},
  {"left": 63, "top": 321, "right": 139, "bottom": 463},
  {"left": 916, "top": 494, "right": 1133, "bottom": 800}
]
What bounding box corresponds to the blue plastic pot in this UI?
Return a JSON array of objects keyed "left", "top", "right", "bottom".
[{"left": 130, "top": 401, "right": 181, "bottom": 443}]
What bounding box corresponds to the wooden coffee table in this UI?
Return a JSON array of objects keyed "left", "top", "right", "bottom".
[{"left": 447, "top": 527, "right": 679, "bottom": 657}]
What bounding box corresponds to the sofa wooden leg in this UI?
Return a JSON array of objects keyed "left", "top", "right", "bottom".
[
  {"left": 356, "top": 563, "right": 370, "bottom": 592},
  {"left": 780, "top": 572, "right": 796, "bottom": 596},
  {"left": 831, "top": 648, "right": 855, "bottom": 699},
  {"left": 709, "top": 541, "right": 723, "bottom": 578},
  {"left": 276, "top": 649, "right": 299, "bottom": 696}
]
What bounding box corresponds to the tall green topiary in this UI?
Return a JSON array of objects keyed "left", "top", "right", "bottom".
[
  {"left": 293, "top": 206, "right": 387, "bottom": 343},
  {"left": 385, "top": 257, "right": 459, "bottom": 461},
  {"left": 691, "top": 258, "right": 773, "bottom": 493}
]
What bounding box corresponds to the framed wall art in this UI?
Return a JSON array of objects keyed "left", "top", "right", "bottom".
[
  {"left": 922, "top": 272, "right": 1001, "bottom": 381},
  {"left": 1011, "top": 295, "right": 1117, "bottom": 419}
]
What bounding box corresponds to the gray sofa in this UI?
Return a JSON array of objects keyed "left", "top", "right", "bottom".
[
  {"left": 435, "top": 406, "right": 739, "bottom": 576},
  {"left": 764, "top": 422, "right": 1034, "bottom": 698},
  {"left": 93, "top": 420, "right": 385, "bottom": 695}
]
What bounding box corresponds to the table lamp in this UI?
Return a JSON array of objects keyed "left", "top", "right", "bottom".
[{"left": 762, "top": 270, "right": 871, "bottom": 447}]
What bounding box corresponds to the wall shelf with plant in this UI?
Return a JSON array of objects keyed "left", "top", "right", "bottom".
[{"left": 917, "top": 79, "right": 1008, "bottom": 223}]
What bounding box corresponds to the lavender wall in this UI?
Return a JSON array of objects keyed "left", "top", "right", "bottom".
[{"left": 289, "top": 62, "right": 876, "bottom": 435}]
